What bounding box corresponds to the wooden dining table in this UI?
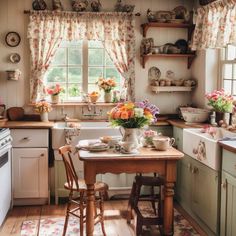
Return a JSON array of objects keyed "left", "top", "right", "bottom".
[{"left": 78, "top": 140, "right": 184, "bottom": 236}]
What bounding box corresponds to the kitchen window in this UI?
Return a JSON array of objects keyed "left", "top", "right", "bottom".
[
  {"left": 44, "top": 40, "right": 122, "bottom": 102},
  {"left": 220, "top": 44, "right": 236, "bottom": 98}
]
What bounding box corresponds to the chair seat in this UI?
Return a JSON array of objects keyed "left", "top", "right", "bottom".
[{"left": 64, "top": 180, "right": 108, "bottom": 192}]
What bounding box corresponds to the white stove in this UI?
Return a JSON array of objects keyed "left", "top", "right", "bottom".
[{"left": 0, "top": 128, "right": 12, "bottom": 227}]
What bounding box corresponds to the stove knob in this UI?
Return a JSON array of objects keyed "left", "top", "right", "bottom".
[{"left": 1, "top": 142, "right": 4, "bottom": 146}]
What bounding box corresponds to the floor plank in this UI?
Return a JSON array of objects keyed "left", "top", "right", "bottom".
[{"left": 0, "top": 200, "right": 205, "bottom": 236}]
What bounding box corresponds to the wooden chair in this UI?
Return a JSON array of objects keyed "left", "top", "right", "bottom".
[
  {"left": 127, "top": 174, "right": 164, "bottom": 236},
  {"left": 59, "top": 145, "right": 108, "bottom": 236}
]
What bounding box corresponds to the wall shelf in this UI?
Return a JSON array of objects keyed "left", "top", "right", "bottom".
[
  {"left": 150, "top": 86, "right": 193, "bottom": 93},
  {"left": 141, "top": 53, "right": 196, "bottom": 69},
  {"left": 141, "top": 22, "right": 195, "bottom": 38}
]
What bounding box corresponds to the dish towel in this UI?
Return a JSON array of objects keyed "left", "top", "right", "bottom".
[{"left": 64, "top": 127, "right": 81, "bottom": 145}]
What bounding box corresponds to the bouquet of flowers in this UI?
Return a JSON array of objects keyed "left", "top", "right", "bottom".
[
  {"left": 97, "top": 77, "right": 116, "bottom": 92},
  {"left": 34, "top": 100, "right": 52, "bottom": 113},
  {"left": 205, "top": 89, "right": 234, "bottom": 113},
  {"left": 46, "top": 84, "right": 63, "bottom": 96},
  {"left": 108, "top": 100, "right": 159, "bottom": 128}
]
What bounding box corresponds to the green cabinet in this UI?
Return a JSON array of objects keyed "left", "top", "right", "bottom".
[
  {"left": 173, "top": 126, "right": 219, "bottom": 236},
  {"left": 220, "top": 150, "right": 236, "bottom": 236}
]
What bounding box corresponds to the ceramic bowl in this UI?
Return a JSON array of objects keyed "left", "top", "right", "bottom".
[{"left": 180, "top": 107, "right": 211, "bottom": 123}]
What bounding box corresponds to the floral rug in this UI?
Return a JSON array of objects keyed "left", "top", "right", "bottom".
[{"left": 21, "top": 209, "right": 200, "bottom": 236}]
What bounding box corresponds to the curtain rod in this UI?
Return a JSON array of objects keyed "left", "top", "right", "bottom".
[{"left": 24, "top": 10, "right": 141, "bottom": 16}]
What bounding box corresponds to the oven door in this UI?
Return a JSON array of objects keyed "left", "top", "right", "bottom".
[{"left": 0, "top": 144, "right": 12, "bottom": 227}]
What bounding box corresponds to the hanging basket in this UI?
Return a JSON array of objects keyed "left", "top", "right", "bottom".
[{"left": 199, "top": 0, "right": 217, "bottom": 6}]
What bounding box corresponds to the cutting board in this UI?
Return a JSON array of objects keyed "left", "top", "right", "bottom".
[{"left": 7, "top": 107, "right": 24, "bottom": 121}]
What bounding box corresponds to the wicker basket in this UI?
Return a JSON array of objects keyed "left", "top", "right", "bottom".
[{"left": 199, "top": 0, "right": 217, "bottom": 5}]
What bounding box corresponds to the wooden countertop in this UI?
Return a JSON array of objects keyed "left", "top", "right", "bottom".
[
  {"left": 218, "top": 140, "right": 236, "bottom": 154},
  {"left": 0, "top": 121, "right": 54, "bottom": 129},
  {"left": 167, "top": 119, "right": 210, "bottom": 129}
]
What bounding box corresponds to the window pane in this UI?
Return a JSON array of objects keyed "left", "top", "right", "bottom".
[
  {"left": 61, "top": 40, "right": 82, "bottom": 47},
  {"left": 223, "top": 64, "right": 232, "bottom": 80},
  {"left": 88, "top": 67, "right": 103, "bottom": 83},
  {"left": 233, "top": 81, "right": 236, "bottom": 96},
  {"left": 68, "top": 48, "right": 82, "bottom": 65},
  {"left": 68, "top": 68, "right": 82, "bottom": 82},
  {"left": 46, "top": 67, "right": 66, "bottom": 82},
  {"left": 88, "top": 84, "right": 99, "bottom": 93},
  {"left": 105, "top": 68, "right": 120, "bottom": 80},
  {"left": 88, "top": 49, "right": 104, "bottom": 65},
  {"left": 105, "top": 54, "right": 113, "bottom": 66},
  {"left": 88, "top": 40, "right": 103, "bottom": 48},
  {"left": 226, "top": 45, "right": 236, "bottom": 60},
  {"left": 68, "top": 84, "right": 81, "bottom": 98},
  {"left": 52, "top": 48, "right": 66, "bottom": 65},
  {"left": 224, "top": 80, "right": 232, "bottom": 94}
]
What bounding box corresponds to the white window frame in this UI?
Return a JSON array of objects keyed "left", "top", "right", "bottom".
[
  {"left": 219, "top": 45, "right": 236, "bottom": 97},
  {"left": 44, "top": 40, "right": 122, "bottom": 102}
]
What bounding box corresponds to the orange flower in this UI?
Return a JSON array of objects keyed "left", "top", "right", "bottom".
[
  {"left": 120, "top": 111, "right": 129, "bottom": 119},
  {"left": 114, "top": 111, "right": 121, "bottom": 119}
]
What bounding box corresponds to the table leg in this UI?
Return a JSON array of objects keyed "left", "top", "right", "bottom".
[
  {"left": 86, "top": 184, "right": 95, "bottom": 236},
  {"left": 163, "top": 182, "right": 175, "bottom": 236}
]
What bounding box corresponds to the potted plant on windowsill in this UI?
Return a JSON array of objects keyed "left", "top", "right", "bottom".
[
  {"left": 97, "top": 77, "right": 116, "bottom": 103},
  {"left": 205, "top": 89, "right": 234, "bottom": 125},
  {"left": 46, "top": 84, "right": 64, "bottom": 104}
]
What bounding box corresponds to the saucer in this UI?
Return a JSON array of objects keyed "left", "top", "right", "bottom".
[{"left": 120, "top": 149, "right": 139, "bottom": 154}]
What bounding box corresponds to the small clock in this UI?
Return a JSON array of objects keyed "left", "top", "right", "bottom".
[{"left": 5, "top": 32, "right": 21, "bottom": 47}]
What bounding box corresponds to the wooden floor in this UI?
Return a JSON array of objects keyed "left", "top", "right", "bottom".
[{"left": 0, "top": 200, "right": 206, "bottom": 236}]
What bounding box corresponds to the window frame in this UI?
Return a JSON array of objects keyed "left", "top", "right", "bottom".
[
  {"left": 219, "top": 45, "right": 236, "bottom": 97},
  {"left": 44, "top": 40, "right": 122, "bottom": 102}
]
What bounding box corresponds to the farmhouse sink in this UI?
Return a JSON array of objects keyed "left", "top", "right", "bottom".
[
  {"left": 52, "top": 121, "right": 120, "bottom": 149},
  {"left": 183, "top": 128, "right": 236, "bottom": 171}
]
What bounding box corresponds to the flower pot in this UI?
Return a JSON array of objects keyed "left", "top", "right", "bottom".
[
  {"left": 40, "top": 112, "right": 48, "bottom": 122},
  {"left": 215, "top": 111, "right": 231, "bottom": 126},
  {"left": 51, "top": 94, "right": 59, "bottom": 104},
  {"left": 104, "top": 91, "right": 112, "bottom": 103}
]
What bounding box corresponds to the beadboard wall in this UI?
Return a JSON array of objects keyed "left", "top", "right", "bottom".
[{"left": 0, "top": 0, "right": 200, "bottom": 118}]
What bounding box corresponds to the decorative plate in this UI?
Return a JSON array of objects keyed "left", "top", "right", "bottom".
[
  {"left": 5, "top": 32, "right": 21, "bottom": 47},
  {"left": 148, "top": 67, "right": 161, "bottom": 82},
  {"left": 9, "top": 53, "right": 21, "bottom": 63},
  {"left": 166, "top": 70, "right": 175, "bottom": 80}
]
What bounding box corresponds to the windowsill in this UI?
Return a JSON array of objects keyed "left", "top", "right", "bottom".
[{"left": 27, "top": 102, "right": 117, "bottom": 107}]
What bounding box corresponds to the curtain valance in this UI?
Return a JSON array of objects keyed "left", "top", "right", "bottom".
[{"left": 191, "top": 0, "right": 236, "bottom": 50}]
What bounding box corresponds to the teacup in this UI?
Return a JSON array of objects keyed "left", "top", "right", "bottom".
[
  {"left": 152, "top": 136, "right": 175, "bottom": 151},
  {"left": 119, "top": 141, "right": 137, "bottom": 153}
]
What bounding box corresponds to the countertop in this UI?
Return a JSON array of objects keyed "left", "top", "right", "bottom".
[
  {"left": 167, "top": 119, "right": 210, "bottom": 129},
  {"left": 218, "top": 140, "right": 236, "bottom": 154},
  {"left": 0, "top": 121, "right": 54, "bottom": 129}
]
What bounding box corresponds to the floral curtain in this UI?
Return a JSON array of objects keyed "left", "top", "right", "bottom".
[
  {"left": 28, "top": 11, "right": 135, "bottom": 102},
  {"left": 191, "top": 0, "right": 236, "bottom": 50}
]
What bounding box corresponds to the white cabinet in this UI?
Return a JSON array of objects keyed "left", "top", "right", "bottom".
[{"left": 11, "top": 129, "right": 49, "bottom": 205}]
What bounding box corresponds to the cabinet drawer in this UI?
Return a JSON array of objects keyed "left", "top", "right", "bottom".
[
  {"left": 11, "top": 129, "right": 49, "bottom": 147},
  {"left": 222, "top": 149, "right": 236, "bottom": 178}
]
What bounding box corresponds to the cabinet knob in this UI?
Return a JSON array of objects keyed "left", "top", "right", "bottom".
[
  {"left": 40, "top": 153, "right": 44, "bottom": 157},
  {"left": 191, "top": 166, "right": 198, "bottom": 174},
  {"left": 22, "top": 137, "right": 30, "bottom": 141}
]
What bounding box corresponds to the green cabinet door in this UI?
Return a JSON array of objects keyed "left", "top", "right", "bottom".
[
  {"left": 173, "top": 126, "right": 183, "bottom": 151},
  {"left": 176, "top": 155, "right": 192, "bottom": 211},
  {"left": 191, "top": 159, "right": 219, "bottom": 234},
  {"left": 221, "top": 171, "right": 236, "bottom": 236}
]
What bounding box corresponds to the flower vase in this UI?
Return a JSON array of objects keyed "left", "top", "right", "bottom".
[
  {"left": 104, "top": 91, "right": 112, "bottom": 103},
  {"left": 51, "top": 94, "right": 59, "bottom": 104},
  {"left": 40, "top": 112, "right": 48, "bottom": 122},
  {"left": 120, "top": 127, "right": 142, "bottom": 152},
  {"left": 215, "top": 111, "right": 224, "bottom": 125}
]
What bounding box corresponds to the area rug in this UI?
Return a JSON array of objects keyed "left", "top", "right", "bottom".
[{"left": 21, "top": 209, "right": 200, "bottom": 236}]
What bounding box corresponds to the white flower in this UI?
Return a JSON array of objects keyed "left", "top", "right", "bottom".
[{"left": 134, "top": 108, "right": 144, "bottom": 117}]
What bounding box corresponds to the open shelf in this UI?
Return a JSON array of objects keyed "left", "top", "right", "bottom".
[
  {"left": 141, "top": 22, "right": 195, "bottom": 37},
  {"left": 150, "top": 86, "right": 193, "bottom": 93},
  {"left": 141, "top": 53, "right": 196, "bottom": 69}
]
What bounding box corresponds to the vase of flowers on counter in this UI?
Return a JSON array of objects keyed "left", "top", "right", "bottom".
[
  {"left": 108, "top": 100, "right": 159, "bottom": 152},
  {"left": 46, "top": 84, "right": 63, "bottom": 104},
  {"left": 97, "top": 77, "right": 116, "bottom": 103},
  {"left": 205, "top": 89, "right": 234, "bottom": 125},
  {"left": 34, "top": 100, "right": 52, "bottom": 122}
]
